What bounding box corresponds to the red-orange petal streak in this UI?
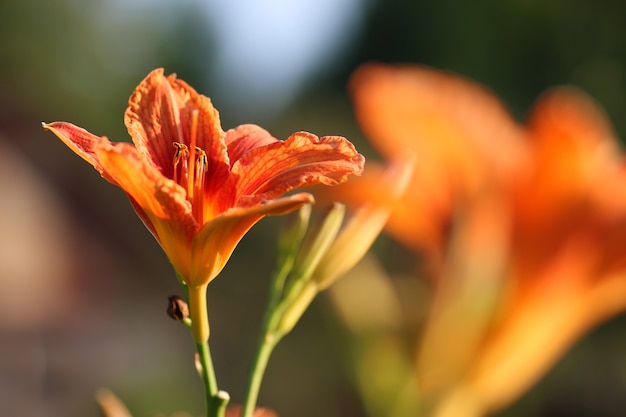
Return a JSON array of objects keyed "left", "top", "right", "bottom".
[{"left": 232, "top": 132, "right": 365, "bottom": 204}]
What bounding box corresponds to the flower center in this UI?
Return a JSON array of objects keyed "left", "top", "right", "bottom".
[{"left": 172, "top": 110, "right": 208, "bottom": 221}]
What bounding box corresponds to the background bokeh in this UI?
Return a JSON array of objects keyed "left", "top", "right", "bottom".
[{"left": 2, "top": 0, "right": 626, "bottom": 416}]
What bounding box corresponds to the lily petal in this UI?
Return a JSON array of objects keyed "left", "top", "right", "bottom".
[
  {"left": 190, "top": 193, "right": 315, "bottom": 287},
  {"left": 232, "top": 132, "right": 365, "bottom": 204},
  {"left": 514, "top": 88, "right": 623, "bottom": 272},
  {"left": 349, "top": 64, "right": 526, "bottom": 192},
  {"left": 523, "top": 87, "right": 620, "bottom": 219},
  {"left": 349, "top": 64, "right": 526, "bottom": 257},
  {"left": 529, "top": 87, "right": 615, "bottom": 151},
  {"left": 94, "top": 142, "right": 197, "bottom": 277},
  {"left": 42, "top": 122, "right": 113, "bottom": 182}
]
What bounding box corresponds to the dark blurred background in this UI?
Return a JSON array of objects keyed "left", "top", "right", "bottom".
[{"left": 2, "top": 0, "right": 626, "bottom": 416}]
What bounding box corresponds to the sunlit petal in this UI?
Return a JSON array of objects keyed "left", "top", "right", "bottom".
[
  {"left": 42, "top": 122, "right": 112, "bottom": 180},
  {"left": 94, "top": 142, "right": 197, "bottom": 277},
  {"left": 190, "top": 193, "right": 315, "bottom": 286},
  {"left": 350, "top": 63, "right": 526, "bottom": 195},
  {"left": 233, "top": 132, "right": 364, "bottom": 203}
]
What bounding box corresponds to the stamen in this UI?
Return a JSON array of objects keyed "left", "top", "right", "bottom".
[
  {"left": 171, "top": 114, "right": 208, "bottom": 222},
  {"left": 194, "top": 147, "right": 208, "bottom": 180},
  {"left": 193, "top": 147, "right": 208, "bottom": 221},
  {"left": 172, "top": 142, "right": 189, "bottom": 185}
]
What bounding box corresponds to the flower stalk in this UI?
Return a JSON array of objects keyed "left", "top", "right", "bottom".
[
  {"left": 195, "top": 340, "right": 228, "bottom": 417},
  {"left": 189, "top": 284, "right": 210, "bottom": 343}
]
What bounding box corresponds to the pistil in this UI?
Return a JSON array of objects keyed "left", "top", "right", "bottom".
[{"left": 187, "top": 110, "right": 200, "bottom": 202}]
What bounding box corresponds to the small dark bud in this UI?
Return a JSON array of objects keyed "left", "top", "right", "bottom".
[{"left": 167, "top": 295, "right": 189, "bottom": 321}]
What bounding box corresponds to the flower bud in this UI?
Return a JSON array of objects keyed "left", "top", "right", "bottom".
[
  {"left": 290, "top": 203, "right": 346, "bottom": 282},
  {"left": 167, "top": 295, "right": 189, "bottom": 321},
  {"left": 278, "top": 204, "right": 312, "bottom": 255}
]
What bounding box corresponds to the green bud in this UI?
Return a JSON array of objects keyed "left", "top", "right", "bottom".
[
  {"left": 291, "top": 202, "right": 346, "bottom": 283},
  {"left": 277, "top": 203, "right": 312, "bottom": 262},
  {"left": 274, "top": 281, "right": 319, "bottom": 336},
  {"left": 313, "top": 157, "right": 415, "bottom": 290}
]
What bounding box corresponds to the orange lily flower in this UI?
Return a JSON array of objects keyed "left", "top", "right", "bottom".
[
  {"left": 43, "top": 68, "right": 364, "bottom": 342},
  {"left": 348, "top": 63, "right": 626, "bottom": 416}
]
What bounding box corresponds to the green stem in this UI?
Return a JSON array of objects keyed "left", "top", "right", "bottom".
[
  {"left": 197, "top": 341, "right": 218, "bottom": 396},
  {"left": 240, "top": 209, "right": 317, "bottom": 417},
  {"left": 241, "top": 328, "right": 280, "bottom": 417},
  {"left": 241, "top": 252, "right": 295, "bottom": 417},
  {"left": 269, "top": 252, "right": 297, "bottom": 309},
  {"left": 241, "top": 281, "right": 318, "bottom": 417},
  {"left": 176, "top": 273, "right": 228, "bottom": 417},
  {"left": 196, "top": 341, "right": 228, "bottom": 417}
]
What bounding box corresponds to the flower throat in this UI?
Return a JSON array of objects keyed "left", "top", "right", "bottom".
[{"left": 173, "top": 109, "right": 208, "bottom": 221}]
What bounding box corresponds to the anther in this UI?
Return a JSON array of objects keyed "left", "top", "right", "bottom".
[
  {"left": 173, "top": 142, "right": 188, "bottom": 160},
  {"left": 194, "top": 147, "right": 207, "bottom": 180},
  {"left": 172, "top": 142, "right": 189, "bottom": 184},
  {"left": 171, "top": 128, "right": 207, "bottom": 222},
  {"left": 192, "top": 147, "right": 208, "bottom": 220}
]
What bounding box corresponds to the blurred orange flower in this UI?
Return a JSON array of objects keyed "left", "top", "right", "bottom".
[
  {"left": 44, "top": 68, "right": 364, "bottom": 341},
  {"left": 348, "top": 63, "right": 626, "bottom": 416},
  {"left": 349, "top": 63, "right": 528, "bottom": 266}
]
